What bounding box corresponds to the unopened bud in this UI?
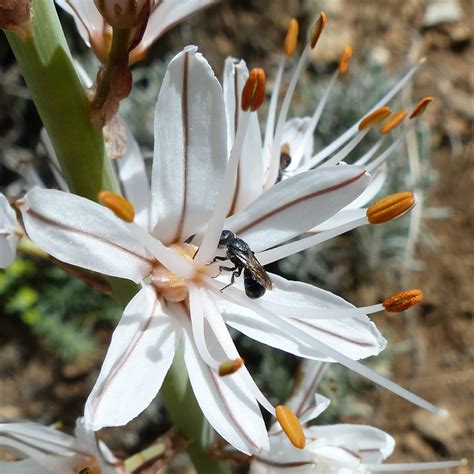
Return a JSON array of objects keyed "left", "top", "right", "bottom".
[
  {"left": 367, "top": 191, "right": 414, "bottom": 224},
  {"left": 218, "top": 358, "right": 244, "bottom": 376},
  {"left": 380, "top": 109, "right": 407, "bottom": 134},
  {"left": 338, "top": 46, "right": 352, "bottom": 75},
  {"left": 358, "top": 107, "right": 392, "bottom": 131},
  {"left": 409, "top": 96, "right": 434, "bottom": 119},
  {"left": 242, "top": 68, "right": 266, "bottom": 112},
  {"left": 383, "top": 290, "right": 423, "bottom": 312},
  {"left": 309, "top": 12, "right": 326, "bottom": 49},
  {"left": 275, "top": 405, "right": 305, "bottom": 449},
  {"left": 98, "top": 190, "right": 135, "bottom": 222},
  {"left": 0, "top": 0, "right": 31, "bottom": 39},
  {"left": 284, "top": 18, "right": 299, "bottom": 56},
  {"left": 94, "top": 0, "right": 149, "bottom": 29}
]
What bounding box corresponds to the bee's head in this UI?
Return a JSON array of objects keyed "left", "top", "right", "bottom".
[{"left": 218, "top": 229, "right": 235, "bottom": 248}]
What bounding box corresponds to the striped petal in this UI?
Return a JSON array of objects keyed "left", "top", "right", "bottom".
[{"left": 152, "top": 46, "right": 227, "bottom": 243}]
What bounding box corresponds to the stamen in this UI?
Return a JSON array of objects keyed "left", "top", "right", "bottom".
[
  {"left": 284, "top": 18, "right": 299, "bottom": 57},
  {"left": 206, "top": 277, "right": 446, "bottom": 415},
  {"left": 409, "top": 96, "right": 434, "bottom": 119},
  {"left": 98, "top": 190, "right": 134, "bottom": 223},
  {"left": 309, "top": 12, "right": 327, "bottom": 49},
  {"left": 367, "top": 191, "right": 414, "bottom": 224},
  {"left": 358, "top": 107, "right": 392, "bottom": 131},
  {"left": 338, "top": 45, "right": 352, "bottom": 75},
  {"left": 296, "top": 70, "right": 339, "bottom": 170},
  {"left": 362, "top": 459, "right": 467, "bottom": 472},
  {"left": 320, "top": 128, "right": 370, "bottom": 167},
  {"left": 218, "top": 358, "right": 245, "bottom": 377},
  {"left": 275, "top": 405, "right": 305, "bottom": 449},
  {"left": 257, "top": 216, "right": 368, "bottom": 265},
  {"left": 380, "top": 109, "right": 407, "bottom": 134},
  {"left": 383, "top": 289, "right": 423, "bottom": 312},
  {"left": 241, "top": 68, "right": 266, "bottom": 112},
  {"left": 307, "top": 59, "right": 424, "bottom": 166},
  {"left": 355, "top": 139, "right": 384, "bottom": 166}
]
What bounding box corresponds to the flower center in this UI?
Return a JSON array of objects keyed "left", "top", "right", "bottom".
[{"left": 150, "top": 243, "right": 214, "bottom": 302}]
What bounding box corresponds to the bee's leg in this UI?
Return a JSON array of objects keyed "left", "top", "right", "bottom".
[
  {"left": 214, "top": 265, "right": 236, "bottom": 279},
  {"left": 209, "top": 255, "right": 228, "bottom": 265},
  {"left": 219, "top": 267, "right": 242, "bottom": 292}
]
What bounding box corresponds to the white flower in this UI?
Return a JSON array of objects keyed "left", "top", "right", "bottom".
[
  {"left": 56, "top": 0, "right": 216, "bottom": 63},
  {"left": 0, "top": 418, "right": 124, "bottom": 473},
  {"left": 222, "top": 17, "right": 431, "bottom": 236},
  {"left": 251, "top": 361, "right": 464, "bottom": 473},
  {"left": 18, "top": 45, "right": 441, "bottom": 454},
  {"left": 0, "top": 193, "right": 21, "bottom": 268}
]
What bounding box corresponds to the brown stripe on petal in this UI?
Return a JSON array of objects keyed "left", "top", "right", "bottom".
[
  {"left": 26, "top": 209, "right": 153, "bottom": 268},
  {"left": 229, "top": 63, "right": 241, "bottom": 216},
  {"left": 297, "top": 319, "right": 377, "bottom": 348},
  {"left": 208, "top": 368, "right": 262, "bottom": 453},
  {"left": 236, "top": 170, "right": 367, "bottom": 235},
  {"left": 173, "top": 51, "right": 190, "bottom": 243},
  {"left": 91, "top": 297, "right": 160, "bottom": 418}
]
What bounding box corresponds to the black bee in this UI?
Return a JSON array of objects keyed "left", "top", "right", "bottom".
[{"left": 212, "top": 230, "right": 272, "bottom": 299}]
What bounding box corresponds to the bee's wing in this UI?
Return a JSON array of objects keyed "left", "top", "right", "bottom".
[{"left": 235, "top": 249, "right": 273, "bottom": 290}]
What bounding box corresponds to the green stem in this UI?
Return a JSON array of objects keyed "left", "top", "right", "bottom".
[
  {"left": 5, "top": 0, "right": 119, "bottom": 200},
  {"left": 161, "top": 346, "right": 231, "bottom": 474}
]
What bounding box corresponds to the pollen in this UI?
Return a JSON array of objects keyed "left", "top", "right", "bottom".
[
  {"left": 383, "top": 290, "right": 424, "bottom": 312},
  {"left": 242, "top": 68, "right": 266, "bottom": 112},
  {"left": 358, "top": 107, "right": 392, "bottom": 131},
  {"left": 380, "top": 109, "right": 407, "bottom": 134},
  {"left": 310, "top": 12, "right": 326, "bottom": 49},
  {"left": 409, "top": 96, "right": 434, "bottom": 119},
  {"left": 367, "top": 191, "right": 414, "bottom": 224},
  {"left": 98, "top": 190, "right": 135, "bottom": 222},
  {"left": 284, "top": 18, "right": 299, "bottom": 56},
  {"left": 218, "top": 358, "right": 244, "bottom": 376},
  {"left": 275, "top": 405, "right": 305, "bottom": 449},
  {"left": 338, "top": 45, "right": 353, "bottom": 75}
]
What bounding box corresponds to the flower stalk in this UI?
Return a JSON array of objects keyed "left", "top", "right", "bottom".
[{"left": 4, "top": 0, "right": 119, "bottom": 201}]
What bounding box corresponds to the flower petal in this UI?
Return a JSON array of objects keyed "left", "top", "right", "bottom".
[
  {"left": 19, "top": 189, "right": 152, "bottom": 283},
  {"left": 224, "top": 165, "right": 370, "bottom": 252},
  {"left": 152, "top": 45, "right": 227, "bottom": 243},
  {"left": 85, "top": 287, "right": 180, "bottom": 430},
  {"left": 0, "top": 194, "right": 18, "bottom": 268},
  {"left": 176, "top": 304, "right": 268, "bottom": 455},
  {"left": 223, "top": 57, "right": 264, "bottom": 214},
  {"left": 219, "top": 273, "right": 386, "bottom": 361},
  {"left": 306, "top": 424, "right": 395, "bottom": 464},
  {"left": 115, "top": 126, "right": 153, "bottom": 231},
  {"left": 141, "top": 1, "right": 216, "bottom": 50},
  {"left": 56, "top": 0, "right": 103, "bottom": 48}
]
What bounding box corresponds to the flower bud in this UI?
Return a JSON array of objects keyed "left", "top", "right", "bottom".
[
  {"left": 94, "top": 0, "right": 149, "bottom": 29},
  {"left": 0, "top": 0, "right": 31, "bottom": 39}
]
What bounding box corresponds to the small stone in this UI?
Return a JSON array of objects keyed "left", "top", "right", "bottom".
[
  {"left": 423, "top": 0, "right": 463, "bottom": 27},
  {"left": 413, "top": 409, "right": 463, "bottom": 446}
]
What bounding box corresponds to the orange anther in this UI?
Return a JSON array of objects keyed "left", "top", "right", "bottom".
[
  {"left": 98, "top": 190, "right": 135, "bottom": 222},
  {"left": 367, "top": 192, "right": 414, "bottom": 224},
  {"left": 383, "top": 290, "right": 423, "bottom": 312},
  {"left": 358, "top": 107, "right": 392, "bottom": 131},
  {"left": 218, "top": 358, "right": 244, "bottom": 377},
  {"left": 242, "top": 68, "right": 266, "bottom": 112},
  {"left": 339, "top": 46, "right": 353, "bottom": 75},
  {"left": 275, "top": 405, "right": 305, "bottom": 449},
  {"left": 409, "top": 96, "right": 434, "bottom": 119},
  {"left": 310, "top": 12, "right": 326, "bottom": 49},
  {"left": 380, "top": 109, "right": 407, "bottom": 134},
  {"left": 284, "top": 18, "right": 299, "bottom": 56}
]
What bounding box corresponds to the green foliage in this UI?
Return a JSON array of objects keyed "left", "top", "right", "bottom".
[{"left": 0, "top": 257, "right": 120, "bottom": 361}]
